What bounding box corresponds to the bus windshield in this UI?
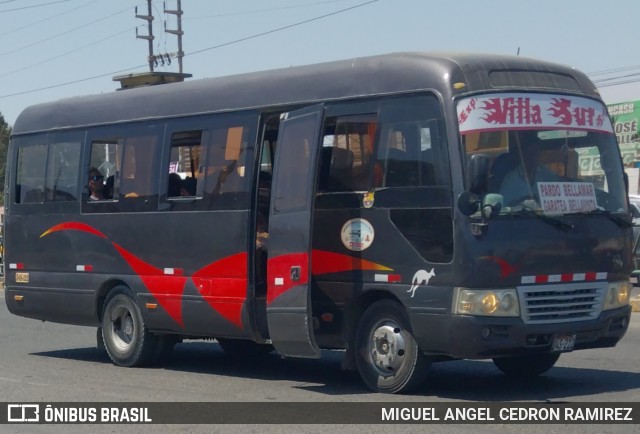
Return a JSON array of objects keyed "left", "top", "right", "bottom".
[{"left": 458, "top": 93, "right": 627, "bottom": 216}]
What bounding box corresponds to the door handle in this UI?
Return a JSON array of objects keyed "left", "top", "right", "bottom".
[{"left": 290, "top": 266, "right": 301, "bottom": 281}]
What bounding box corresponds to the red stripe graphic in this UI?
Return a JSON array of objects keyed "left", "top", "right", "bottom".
[
  {"left": 40, "top": 222, "right": 108, "bottom": 239},
  {"left": 311, "top": 250, "right": 392, "bottom": 275},
  {"left": 41, "top": 222, "right": 247, "bottom": 329},
  {"left": 268, "top": 252, "right": 309, "bottom": 305},
  {"left": 535, "top": 275, "right": 549, "bottom": 284},
  {"left": 113, "top": 243, "right": 188, "bottom": 328},
  {"left": 561, "top": 273, "right": 573, "bottom": 282},
  {"left": 192, "top": 253, "right": 247, "bottom": 329}
]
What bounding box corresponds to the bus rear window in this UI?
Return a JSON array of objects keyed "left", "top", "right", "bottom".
[{"left": 489, "top": 70, "right": 581, "bottom": 91}]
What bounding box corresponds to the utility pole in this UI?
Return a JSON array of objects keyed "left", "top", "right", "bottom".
[
  {"left": 135, "top": 0, "right": 155, "bottom": 72},
  {"left": 164, "top": 0, "right": 185, "bottom": 74},
  {"left": 114, "top": 0, "right": 191, "bottom": 89}
]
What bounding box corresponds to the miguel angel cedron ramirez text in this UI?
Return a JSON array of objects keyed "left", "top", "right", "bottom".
[{"left": 381, "top": 406, "right": 634, "bottom": 422}]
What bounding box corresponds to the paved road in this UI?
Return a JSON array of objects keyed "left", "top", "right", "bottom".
[{"left": 0, "top": 289, "right": 638, "bottom": 434}]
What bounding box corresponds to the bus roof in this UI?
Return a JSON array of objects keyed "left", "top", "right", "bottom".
[{"left": 12, "top": 51, "right": 599, "bottom": 134}]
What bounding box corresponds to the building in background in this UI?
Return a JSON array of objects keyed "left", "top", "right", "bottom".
[{"left": 608, "top": 100, "right": 640, "bottom": 194}]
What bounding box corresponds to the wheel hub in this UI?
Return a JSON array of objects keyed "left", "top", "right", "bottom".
[
  {"left": 110, "top": 305, "right": 135, "bottom": 351},
  {"left": 369, "top": 323, "right": 406, "bottom": 375}
]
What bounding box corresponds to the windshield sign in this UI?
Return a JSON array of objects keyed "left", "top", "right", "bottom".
[
  {"left": 537, "top": 182, "right": 597, "bottom": 214},
  {"left": 458, "top": 93, "right": 626, "bottom": 217},
  {"left": 458, "top": 93, "right": 613, "bottom": 134}
]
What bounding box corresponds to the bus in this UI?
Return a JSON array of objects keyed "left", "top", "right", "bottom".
[{"left": 3, "top": 52, "right": 633, "bottom": 394}]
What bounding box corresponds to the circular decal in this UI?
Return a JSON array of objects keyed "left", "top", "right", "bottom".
[{"left": 340, "top": 218, "right": 375, "bottom": 251}]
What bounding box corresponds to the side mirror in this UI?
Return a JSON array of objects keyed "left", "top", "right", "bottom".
[
  {"left": 467, "top": 154, "right": 490, "bottom": 195},
  {"left": 457, "top": 191, "right": 480, "bottom": 216}
]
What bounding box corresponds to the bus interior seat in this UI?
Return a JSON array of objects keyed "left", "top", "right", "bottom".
[
  {"left": 320, "top": 147, "right": 354, "bottom": 191},
  {"left": 386, "top": 148, "right": 418, "bottom": 187},
  {"left": 419, "top": 148, "right": 437, "bottom": 186},
  {"left": 488, "top": 152, "right": 517, "bottom": 193},
  {"left": 23, "top": 187, "right": 44, "bottom": 203},
  {"left": 182, "top": 176, "right": 197, "bottom": 196}
]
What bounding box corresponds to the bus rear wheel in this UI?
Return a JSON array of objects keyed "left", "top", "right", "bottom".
[
  {"left": 101, "top": 287, "right": 159, "bottom": 367},
  {"left": 492, "top": 353, "right": 560, "bottom": 378},
  {"left": 355, "top": 300, "right": 430, "bottom": 394}
]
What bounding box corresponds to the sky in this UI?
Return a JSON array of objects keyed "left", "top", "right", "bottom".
[{"left": 1, "top": 0, "right": 640, "bottom": 127}]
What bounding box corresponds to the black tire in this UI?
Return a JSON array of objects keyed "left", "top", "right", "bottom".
[
  {"left": 217, "top": 338, "right": 274, "bottom": 358},
  {"left": 101, "top": 287, "right": 159, "bottom": 367},
  {"left": 96, "top": 327, "right": 105, "bottom": 352},
  {"left": 493, "top": 353, "right": 560, "bottom": 378},
  {"left": 355, "top": 299, "right": 430, "bottom": 394}
]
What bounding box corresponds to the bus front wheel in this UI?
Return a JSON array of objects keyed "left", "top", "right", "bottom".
[
  {"left": 355, "top": 300, "right": 430, "bottom": 394},
  {"left": 101, "top": 287, "right": 159, "bottom": 367},
  {"left": 492, "top": 353, "right": 560, "bottom": 378}
]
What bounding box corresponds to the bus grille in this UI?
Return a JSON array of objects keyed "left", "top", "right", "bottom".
[{"left": 517, "top": 282, "right": 605, "bottom": 324}]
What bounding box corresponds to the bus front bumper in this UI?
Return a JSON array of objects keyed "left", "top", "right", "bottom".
[{"left": 411, "top": 305, "right": 631, "bottom": 360}]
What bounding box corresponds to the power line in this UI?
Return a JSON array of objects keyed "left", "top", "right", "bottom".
[
  {"left": 597, "top": 77, "right": 640, "bottom": 88},
  {"left": 0, "top": 0, "right": 74, "bottom": 13},
  {"left": 0, "top": 6, "right": 131, "bottom": 56},
  {"left": 0, "top": 27, "right": 134, "bottom": 79},
  {"left": 187, "top": 0, "right": 378, "bottom": 57},
  {"left": 185, "top": 0, "right": 358, "bottom": 20},
  {"left": 0, "top": 0, "right": 99, "bottom": 38},
  {"left": 0, "top": 0, "right": 378, "bottom": 99},
  {"left": 593, "top": 71, "right": 640, "bottom": 85},
  {"left": 588, "top": 64, "right": 640, "bottom": 77}
]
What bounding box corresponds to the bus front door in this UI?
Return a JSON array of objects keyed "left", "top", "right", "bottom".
[{"left": 266, "top": 105, "right": 323, "bottom": 359}]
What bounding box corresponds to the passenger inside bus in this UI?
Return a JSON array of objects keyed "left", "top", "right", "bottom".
[
  {"left": 168, "top": 173, "right": 190, "bottom": 197},
  {"left": 498, "top": 132, "right": 559, "bottom": 205},
  {"left": 87, "top": 168, "right": 106, "bottom": 201}
]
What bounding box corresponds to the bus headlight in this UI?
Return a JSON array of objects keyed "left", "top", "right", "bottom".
[
  {"left": 603, "top": 281, "right": 632, "bottom": 310},
  {"left": 453, "top": 288, "right": 520, "bottom": 317}
]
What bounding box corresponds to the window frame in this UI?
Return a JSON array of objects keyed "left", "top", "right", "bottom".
[
  {"left": 82, "top": 122, "right": 164, "bottom": 214},
  {"left": 11, "top": 131, "right": 85, "bottom": 215}
]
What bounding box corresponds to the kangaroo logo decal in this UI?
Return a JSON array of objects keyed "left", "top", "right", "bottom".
[{"left": 408, "top": 268, "right": 435, "bottom": 297}]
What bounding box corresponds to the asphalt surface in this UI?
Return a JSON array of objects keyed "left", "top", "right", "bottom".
[{"left": 0, "top": 285, "right": 639, "bottom": 434}]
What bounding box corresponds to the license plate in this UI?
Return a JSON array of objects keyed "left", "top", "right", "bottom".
[{"left": 552, "top": 334, "right": 576, "bottom": 352}]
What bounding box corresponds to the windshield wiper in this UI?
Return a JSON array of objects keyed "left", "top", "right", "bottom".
[
  {"left": 510, "top": 205, "right": 574, "bottom": 232},
  {"left": 564, "top": 208, "right": 633, "bottom": 228}
]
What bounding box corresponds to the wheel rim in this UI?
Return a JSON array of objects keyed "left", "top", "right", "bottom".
[
  {"left": 366, "top": 319, "right": 407, "bottom": 377},
  {"left": 109, "top": 302, "right": 135, "bottom": 352}
]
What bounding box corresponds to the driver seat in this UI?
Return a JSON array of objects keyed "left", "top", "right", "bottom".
[{"left": 488, "top": 152, "right": 517, "bottom": 193}]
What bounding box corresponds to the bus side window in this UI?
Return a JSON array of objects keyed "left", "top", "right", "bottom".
[
  {"left": 202, "top": 121, "right": 254, "bottom": 210},
  {"left": 167, "top": 130, "right": 203, "bottom": 199},
  {"left": 120, "top": 136, "right": 158, "bottom": 201},
  {"left": 85, "top": 125, "right": 161, "bottom": 211},
  {"left": 15, "top": 143, "right": 47, "bottom": 204},
  {"left": 377, "top": 123, "right": 442, "bottom": 188},
  {"left": 45, "top": 140, "right": 82, "bottom": 202},
  {"left": 88, "top": 141, "right": 120, "bottom": 202},
  {"left": 319, "top": 114, "right": 376, "bottom": 193}
]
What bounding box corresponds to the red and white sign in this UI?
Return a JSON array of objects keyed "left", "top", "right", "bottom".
[
  {"left": 537, "top": 182, "right": 598, "bottom": 215},
  {"left": 457, "top": 93, "right": 613, "bottom": 134},
  {"left": 521, "top": 271, "right": 607, "bottom": 284}
]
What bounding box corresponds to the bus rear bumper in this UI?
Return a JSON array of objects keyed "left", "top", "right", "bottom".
[{"left": 411, "top": 306, "right": 631, "bottom": 360}]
